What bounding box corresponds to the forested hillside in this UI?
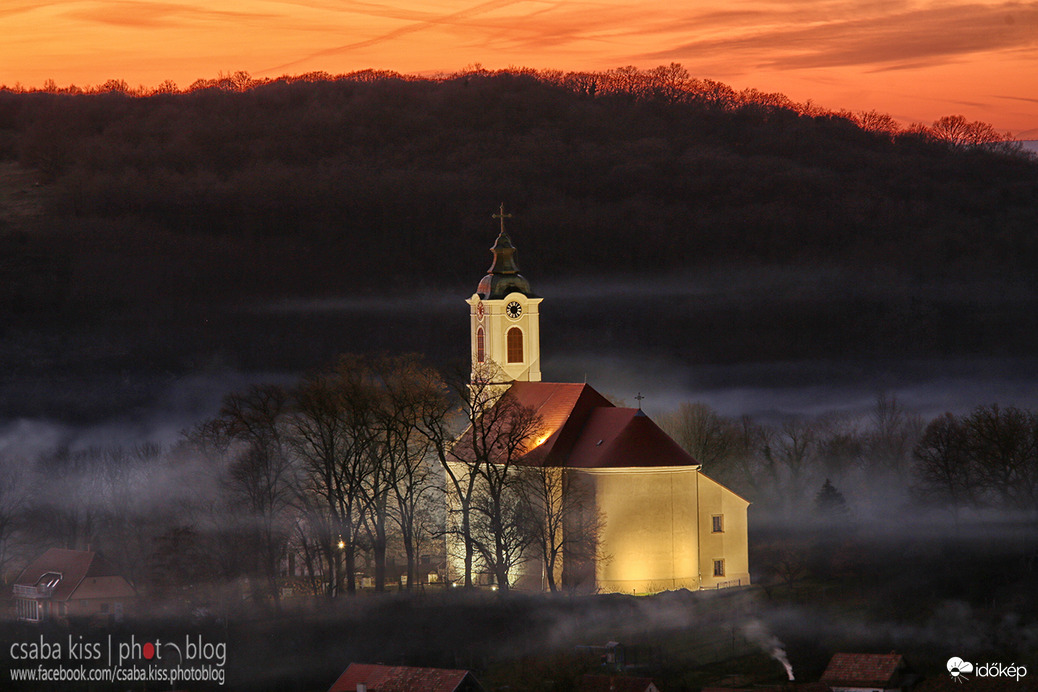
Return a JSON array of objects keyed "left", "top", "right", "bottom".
[
  {"left": 2, "top": 68, "right": 1036, "bottom": 314},
  {"left": 2, "top": 68, "right": 1037, "bottom": 421}
]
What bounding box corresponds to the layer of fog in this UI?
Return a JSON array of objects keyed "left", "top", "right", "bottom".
[
  {"left": 7, "top": 265, "right": 1038, "bottom": 458},
  {"left": 0, "top": 370, "right": 295, "bottom": 457},
  {"left": 6, "top": 355, "right": 1038, "bottom": 460},
  {"left": 551, "top": 353, "right": 1038, "bottom": 423}
]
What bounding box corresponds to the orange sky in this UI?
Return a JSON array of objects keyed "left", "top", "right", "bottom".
[{"left": 3, "top": 0, "right": 1037, "bottom": 135}]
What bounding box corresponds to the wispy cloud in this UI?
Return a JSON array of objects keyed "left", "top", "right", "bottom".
[
  {"left": 65, "top": 1, "right": 277, "bottom": 28},
  {"left": 0, "top": 2, "right": 63, "bottom": 19},
  {"left": 264, "top": 0, "right": 541, "bottom": 73},
  {"left": 636, "top": 2, "right": 1038, "bottom": 72},
  {"left": 996, "top": 93, "right": 1038, "bottom": 104}
]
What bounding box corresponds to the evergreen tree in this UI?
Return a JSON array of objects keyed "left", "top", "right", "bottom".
[{"left": 815, "top": 478, "right": 850, "bottom": 520}]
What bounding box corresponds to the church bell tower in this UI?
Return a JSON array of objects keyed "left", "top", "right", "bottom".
[{"left": 467, "top": 205, "right": 542, "bottom": 384}]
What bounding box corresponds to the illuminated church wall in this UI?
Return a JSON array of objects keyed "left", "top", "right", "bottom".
[
  {"left": 696, "top": 474, "right": 751, "bottom": 588},
  {"left": 582, "top": 466, "right": 701, "bottom": 593}
]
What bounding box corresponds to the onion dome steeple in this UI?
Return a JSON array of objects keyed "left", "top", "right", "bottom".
[{"left": 476, "top": 204, "right": 536, "bottom": 299}]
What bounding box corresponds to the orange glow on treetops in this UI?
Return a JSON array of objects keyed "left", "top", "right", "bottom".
[{"left": 2, "top": 0, "right": 1036, "bottom": 134}]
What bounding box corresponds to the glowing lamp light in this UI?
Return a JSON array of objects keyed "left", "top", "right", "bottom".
[{"left": 337, "top": 539, "right": 345, "bottom": 550}]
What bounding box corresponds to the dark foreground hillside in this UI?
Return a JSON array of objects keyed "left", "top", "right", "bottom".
[{"left": 1, "top": 523, "right": 1034, "bottom": 691}]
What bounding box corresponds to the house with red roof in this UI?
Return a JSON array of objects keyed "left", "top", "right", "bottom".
[
  {"left": 450, "top": 216, "right": 750, "bottom": 594},
  {"left": 820, "top": 653, "right": 915, "bottom": 692},
  {"left": 12, "top": 548, "right": 136, "bottom": 624},
  {"left": 327, "top": 663, "right": 484, "bottom": 692}
]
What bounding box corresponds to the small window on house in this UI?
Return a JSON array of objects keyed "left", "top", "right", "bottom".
[
  {"left": 713, "top": 559, "right": 725, "bottom": 577},
  {"left": 712, "top": 515, "right": 724, "bottom": 533},
  {"left": 476, "top": 327, "right": 485, "bottom": 363},
  {"left": 507, "top": 327, "right": 523, "bottom": 363},
  {"left": 17, "top": 598, "right": 40, "bottom": 622}
]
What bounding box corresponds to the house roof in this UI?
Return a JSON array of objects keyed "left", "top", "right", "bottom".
[
  {"left": 14, "top": 549, "right": 132, "bottom": 602},
  {"left": 478, "top": 382, "right": 699, "bottom": 469},
  {"left": 70, "top": 576, "right": 138, "bottom": 601},
  {"left": 821, "top": 653, "right": 905, "bottom": 687},
  {"left": 579, "top": 674, "right": 659, "bottom": 692},
  {"left": 328, "top": 663, "right": 482, "bottom": 692}
]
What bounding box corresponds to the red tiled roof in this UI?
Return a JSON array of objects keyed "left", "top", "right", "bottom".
[
  {"left": 579, "top": 674, "right": 659, "bottom": 692},
  {"left": 70, "top": 576, "right": 137, "bottom": 600},
  {"left": 328, "top": 663, "right": 482, "bottom": 692},
  {"left": 821, "top": 653, "right": 905, "bottom": 687},
  {"left": 507, "top": 382, "right": 613, "bottom": 466},
  {"left": 14, "top": 549, "right": 128, "bottom": 602},
  {"left": 463, "top": 382, "right": 699, "bottom": 469},
  {"left": 565, "top": 408, "right": 698, "bottom": 468}
]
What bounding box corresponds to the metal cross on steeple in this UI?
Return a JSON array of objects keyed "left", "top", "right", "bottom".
[
  {"left": 635, "top": 392, "right": 645, "bottom": 409},
  {"left": 492, "top": 203, "right": 512, "bottom": 235}
]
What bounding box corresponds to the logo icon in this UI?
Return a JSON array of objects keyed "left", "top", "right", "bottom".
[{"left": 947, "top": 657, "right": 974, "bottom": 682}]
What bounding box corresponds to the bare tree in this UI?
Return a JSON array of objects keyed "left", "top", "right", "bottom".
[
  {"left": 647, "top": 62, "right": 690, "bottom": 102},
  {"left": 864, "top": 394, "right": 923, "bottom": 478},
  {"left": 291, "top": 359, "right": 379, "bottom": 596},
  {"left": 0, "top": 456, "right": 27, "bottom": 582},
  {"left": 290, "top": 372, "right": 348, "bottom": 597},
  {"left": 418, "top": 367, "right": 482, "bottom": 588},
  {"left": 422, "top": 361, "right": 541, "bottom": 590},
  {"left": 928, "top": 114, "right": 1018, "bottom": 152},
  {"left": 659, "top": 402, "right": 751, "bottom": 486},
  {"left": 964, "top": 405, "right": 1038, "bottom": 511},
  {"left": 912, "top": 412, "right": 976, "bottom": 513},
  {"left": 912, "top": 406, "right": 1038, "bottom": 515},
  {"left": 211, "top": 385, "right": 298, "bottom": 611},
  {"left": 854, "top": 110, "right": 901, "bottom": 135},
  {"left": 377, "top": 356, "right": 443, "bottom": 590},
  {"left": 518, "top": 466, "right": 605, "bottom": 592},
  {"left": 465, "top": 377, "right": 542, "bottom": 592},
  {"left": 759, "top": 418, "right": 819, "bottom": 513}
]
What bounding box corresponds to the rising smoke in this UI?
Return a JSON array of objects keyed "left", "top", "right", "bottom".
[{"left": 743, "top": 619, "right": 795, "bottom": 681}]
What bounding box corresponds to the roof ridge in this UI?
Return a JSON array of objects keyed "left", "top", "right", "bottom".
[{"left": 63, "top": 551, "right": 96, "bottom": 603}]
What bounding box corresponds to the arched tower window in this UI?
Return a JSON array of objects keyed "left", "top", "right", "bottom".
[
  {"left": 507, "top": 327, "right": 524, "bottom": 363},
  {"left": 476, "top": 327, "right": 485, "bottom": 363}
]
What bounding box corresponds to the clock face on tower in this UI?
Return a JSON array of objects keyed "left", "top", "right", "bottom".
[{"left": 506, "top": 301, "right": 522, "bottom": 319}]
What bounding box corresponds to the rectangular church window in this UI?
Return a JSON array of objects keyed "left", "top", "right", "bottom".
[
  {"left": 713, "top": 559, "right": 725, "bottom": 577},
  {"left": 712, "top": 515, "right": 724, "bottom": 533}
]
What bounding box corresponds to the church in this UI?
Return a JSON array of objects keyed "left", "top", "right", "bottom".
[{"left": 449, "top": 210, "right": 750, "bottom": 594}]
